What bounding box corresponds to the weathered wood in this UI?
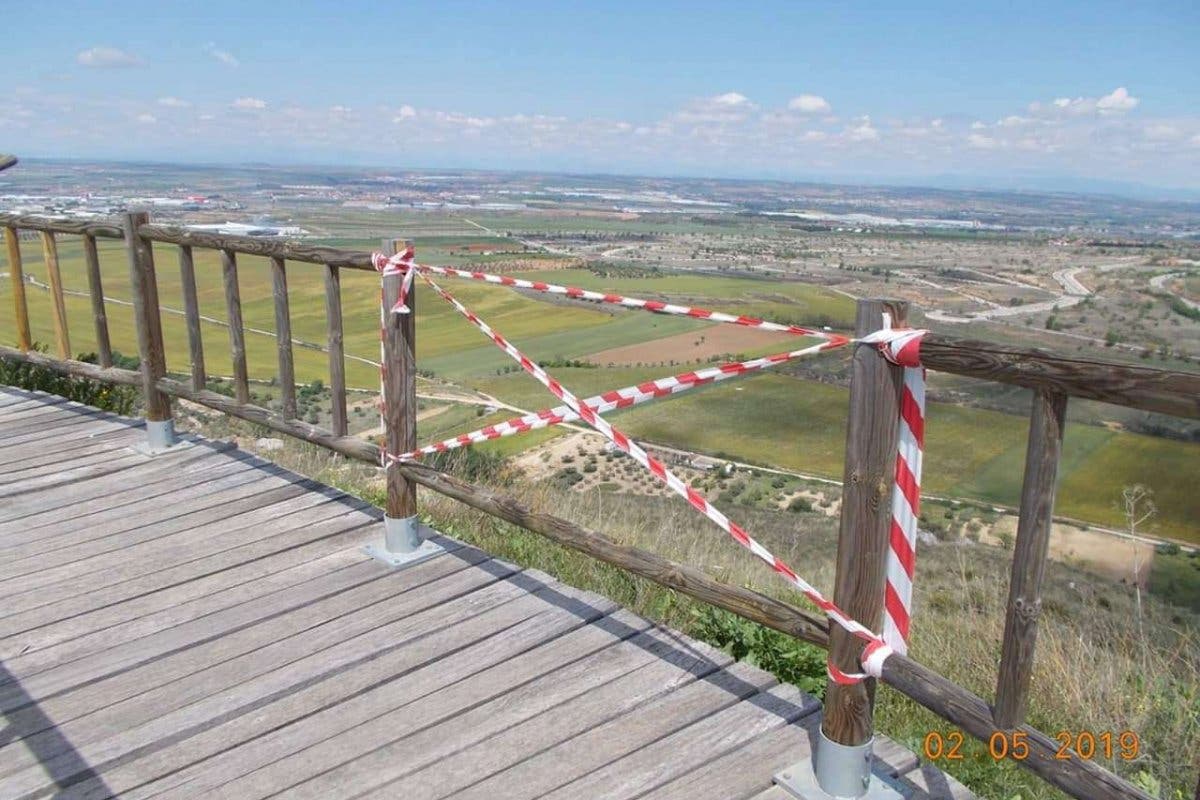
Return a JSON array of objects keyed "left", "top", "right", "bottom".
[
  {"left": 39, "top": 231, "right": 71, "bottom": 359},
  {"left": 122, "top": 212, "right": 171, "bottom": 422},
  {"left": 220, "top": 248, "right": 251, "bottom": 404},
  {"left": 80, "top": 234, "right": 112, "bottom": 367},
  {"left": 149, "top": 376, "right": 834, "bottom": 648},
  {"left": 921, "top": 333, "right": 1200, "bottom": 419},
  {"left": 138, "top": 222, "right": 375, "bottom": 269},
  {"left": 322, "top": 263, "right": 348, "bottom": 435},
  {"left": 880, "top": 652, "right": 1151, "bottom": 800},
  {"left": 381, "top": 238, "right": 416, "bottom": 518},
  {"left": 824, "top": 299, "right": 907, "bottom": 746},
  {"left": 4, "top": 227, "right": 31, "bottom": 350},
  {"left": 0, "top": 345, "right": 141, "bottom": 386},
  {"left": 994, "top": 390, "right": 1068, "bottom": 729},
  {"left": 0, "top": 212, "right": 124, "bottom": 239},
  {"left": 269, "top": 256, "right": 297, "bottom": 418},
  {"left": 177, "top": 244, "right": 207, "bottom": 390}
]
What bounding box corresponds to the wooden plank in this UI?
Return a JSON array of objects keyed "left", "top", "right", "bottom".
[
  {"left": 535, "top": 683, "right": 813, "bottom": 800},
  {"left": 994, "top": 390, "right": 1068, "bottom": 729},
  {"left": 4, "top": 226, "right": 31, "bottom": 350},
  {"left": 0, "top": 479, "right": 350, "bottom": 603},
  {"left": 0, "top": 441, "right": 236, "bottom": 525},
  {"left": 1, "top": 532, "right": 465, "bottom": 698},
  {"left": 357, "top": 628, "right": 776, "bottom": 800},
  {"left": 123, "top": 212, "right": 171, "bottom": 422},
  {"left": 177, "top": 244, "right": 206, "bottom": 390},
  {"left": 323, "top": 263, "right": 348, "bottom": 436},
  {"left": 380, "top": 238, "right": 416, "bottom": 518},
  {"left": 650, "top": 715, "right": 818, "bottom": 800},
  {"left": 81, "top": 233, "right": 113, "bottom": 367},
  {"left": 825, "top": 299, "right": 907, "bottom": 746},
  {"left": 0, "top": 560, "right": 523, "bottom": 788},
  {"left": 220, "top": 248, "right": 250, "bottom": 405},
  {"left": 95, "top": 585, "right": 627, "bottom": 799},
  {"left": 40, "top": 230, "right": 71, "bottom": 359},
  {"left": 269, "top": 256, "right": 297, "bottom": 418},
  {"left": 0, "top": 450, "right": 151, "bottom": 500},
  {"left": 0, "top": 513, "right": 386, "bottom": 675},
  {"left": 894, "top": 762, "right": 977, "bottom": 799}
]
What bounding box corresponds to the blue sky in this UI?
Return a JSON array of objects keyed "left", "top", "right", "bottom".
[{"left": 3, "top": 1, "right": 1199, "bottom": 191}]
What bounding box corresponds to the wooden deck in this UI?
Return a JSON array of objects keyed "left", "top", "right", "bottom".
[{"left": 0, "top": 387, "right": 971, "bottom": 799}]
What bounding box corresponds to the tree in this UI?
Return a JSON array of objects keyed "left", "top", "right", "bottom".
[{"left": 1121, "top": 484, "right": 1157, "bottom": 636}]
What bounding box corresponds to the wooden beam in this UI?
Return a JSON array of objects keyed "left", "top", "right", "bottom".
[
  {"left": 920, "top": 333, "right": 1200, "bottom": 420},
  {"left": 81, "top": 234, "right": 112, "bottom": 368},
  {"left": 0, "top": 345, "right": 141, "bottom": 385},
  {"left": 269, "top": 257, "right": 297, "bottom": 418},
  {"left": 177, "top": 245, "right": 207, "bottom": 391},
  {"left": 121, "top": 212, "right": 171, "bottom": 422},
  {"left": 39, "top": 231, "right": 71, "bottom": 360},
  {"left": 3, "top": 227, "right": 31, "bottom": 351},
  {"left": 994, "top": 390, "right": 1068, "bottom": 729},
  {"left": 220, "top": 249, "right": 250, "bottom": 405},
  {"left": 138, "top": 223, "right": 375, "bottom": 269},
  {"left": 380, "top": 238, "right": 417, "bottom": 519},
  {"left": 322, "top": 264, "right": 348, "bottom": 436},
  {"left": 823, "top": 298, "right": 907, "bottom": 747},
  {"left": 0, "top": 213, "right": 123, "bottom": 239}
]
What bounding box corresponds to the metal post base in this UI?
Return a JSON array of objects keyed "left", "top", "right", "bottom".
[
  {"left": 132, "top": 419, "right": 189, "bottom": 456},
  {"left": 363, "top": 515, "right": 445, "bottom": 569},
  {"left": 774, "top": 731, "right": 902, "bottom": 800}
]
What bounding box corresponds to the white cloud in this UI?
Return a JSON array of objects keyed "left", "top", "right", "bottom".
[
  {"left": 205, "top": 43, "right": 240, "bottom": 68},
  {"left": 847, "top": 117, "right": 878, "bottom": 142},
  {"left": 971, "top": 121, "right": 987, "bottom": 130},
  {"left": 231, "top": 97, "right": 267, "bottom": 110},
  {"left": 136, "top": 113, "right": 157, "bottom": 124},
  {"left": 967, "top": 133, "right": 998, "bottom": 149},
  {"left": 76, "top": 47, "right": 143, "bottom": 68},
  {"left": 1097, "top": 87, "right": 1138, "bottom": 114},
  {"left": 392, "top": 104, "right": 417, "bottom": 122},
  {"left": 712, "top": 92, "right": 750, "bottom": 107},
  {"left": 788, "top": 94, "right": 831, "bottom": 114},
  {"left": 157, "top": 96, "right": 191, "bottom": 108}
]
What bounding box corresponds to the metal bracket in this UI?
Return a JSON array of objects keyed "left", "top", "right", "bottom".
[
  {"left": 774, "top": 731, "right": 902, "bottom": 799},
  {"left": 131, "top": 419, "right": 191, "bottom": 456},
  {"left": 364, "top": 515, "right": 446, "bottom": 569}
]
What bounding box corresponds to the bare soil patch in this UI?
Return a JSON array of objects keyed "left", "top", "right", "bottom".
[{"left": 585, "top": 325, "right": 794, "bottom": 366}]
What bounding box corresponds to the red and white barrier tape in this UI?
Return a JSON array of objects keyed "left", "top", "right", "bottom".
[
  {"left": 371, "top": 249, "right": 849, "bottom": 347},
  {"left": 386, "top": 339, "right": 843, "bottom": 463},
  {"left": 859, "top": 320, "right": 927, "bottom": 658},
  {"left": 408, "top": 264, "right": 904, "bottom": 681}
]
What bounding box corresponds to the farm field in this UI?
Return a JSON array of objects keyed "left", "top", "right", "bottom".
[
  {"left": 2, "top": 233, "right": 1197, "bottom": 541},
  {"left": 472, "top": 367, "right": 1200, "bottom": 541}
]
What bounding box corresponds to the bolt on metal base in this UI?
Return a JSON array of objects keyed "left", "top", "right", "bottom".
[
  {"left": 774, "top": 731, "right": 902, "bottom": 800},
  {"left": 364, "top": 515, "right": 445, "bottom": 569},
  {"left": 131, "top": 419, "right": 190, "bottom": 456}
]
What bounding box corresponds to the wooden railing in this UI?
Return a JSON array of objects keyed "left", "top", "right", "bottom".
[{"left": 3, "top": 210, "right": 1198, "bottom": 800}]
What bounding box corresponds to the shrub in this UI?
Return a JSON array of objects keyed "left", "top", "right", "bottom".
[
  {"left": 788, "top": 496, "right": 814, "bottom": 513},
  {"left": 0, "top": 345, "right": 138, "bottom": 415}
]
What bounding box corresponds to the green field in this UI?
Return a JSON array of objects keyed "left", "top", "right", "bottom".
[{"left": 2, "top": 234, "right": 1196, "bottom": 541}]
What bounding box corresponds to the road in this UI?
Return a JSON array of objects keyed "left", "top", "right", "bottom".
[{"left": 1151, "top": 270, "right": 1199, "bottom": 311}]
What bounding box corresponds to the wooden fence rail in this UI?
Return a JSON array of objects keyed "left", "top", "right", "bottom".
[{"left": 1, "top": 209, "right": 1189, "bottom": 800}]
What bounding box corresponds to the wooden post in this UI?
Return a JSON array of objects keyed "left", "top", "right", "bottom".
[
  {"left": 270, "top": 256, "right": 297, "bottom": 418},
  {"left": 323, "top": 264, "right": 348, "bottom": 435},
  {"left": 380, "top": 237, "right": 417, "bottom": 521},
  {"left": 81, "top": 234, "right": 113, "bottom": 367},
  {"left": 220, "top": 249, "right": 250, "bottom": 404},
  {"left": 823, "top": 299, "right": 908, "bottom": 746},
  {"left": 177, "top": 245, "right": 207, "bottom": 391},
  {"left": 40, "top": 231, "right": 71, "bottom": 359},
  {"left": 122, "top": 211, "right": 172, "bottom": 425},
  {"left": 994, "top": 389, "right": 1068, "bottom": 729},
  {"left": 3, "top": 227, "right": 31, "bottom": 351}
]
